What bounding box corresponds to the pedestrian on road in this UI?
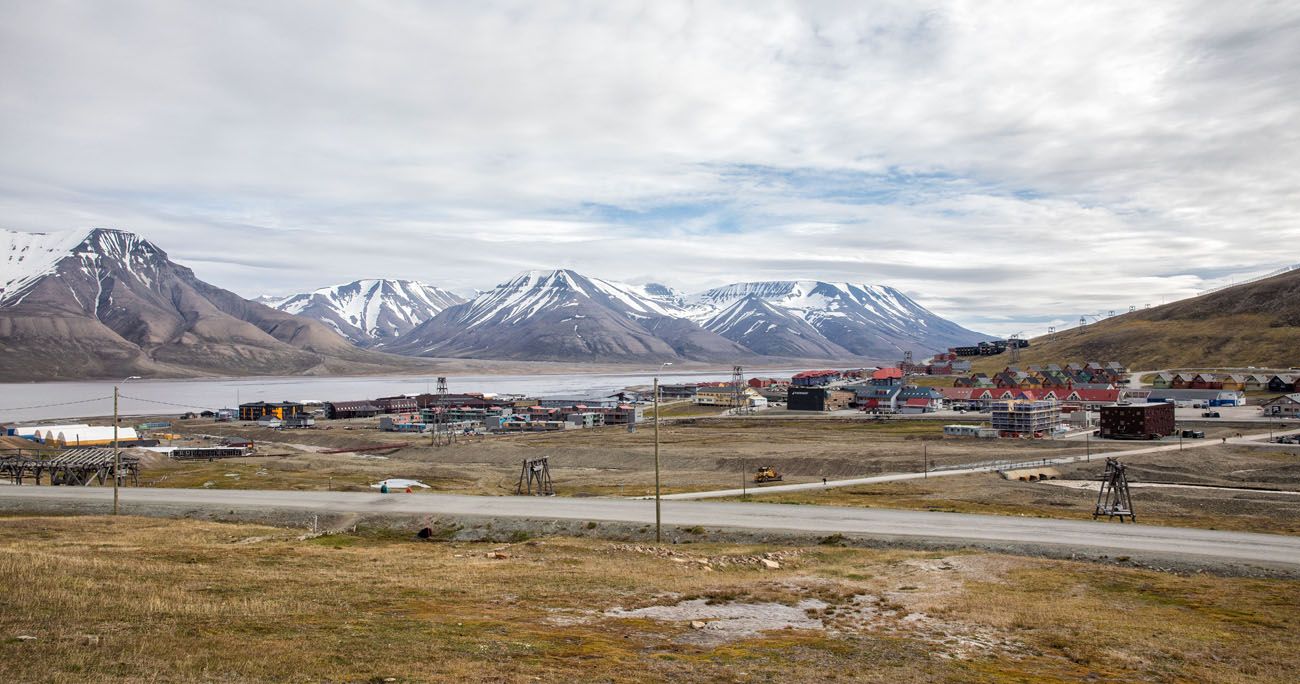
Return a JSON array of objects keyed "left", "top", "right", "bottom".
[
  {"left": 822, "top": 477, "right": 827, "bottom": 487},
  {"left": 380, "top": 482, "right": 389, "bottom": 494}
]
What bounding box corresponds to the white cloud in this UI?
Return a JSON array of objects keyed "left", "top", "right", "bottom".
[{"left": 1, "top": 0, "right": 1297, "bottom": 338}]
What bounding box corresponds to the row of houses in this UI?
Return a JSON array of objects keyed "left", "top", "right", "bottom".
[
  {"left": 958, "top": 362, "right": 1128, "bottom": 391},
  {"left": 1150, "top": 372, "right": 1298, "bottom": 393}
]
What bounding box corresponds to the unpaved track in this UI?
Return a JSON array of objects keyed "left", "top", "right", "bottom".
[
  {"left": 2, "top": 486, "right": 1299, "bottom": 571},
  {"left": 662, "top": 427, "right": 1300, "bottom": 500}
]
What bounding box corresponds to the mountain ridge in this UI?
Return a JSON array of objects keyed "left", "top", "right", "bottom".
[
  {"left": 262, "top": 279, "right": 464, "bottom": 345},
  {"left": 974, "top": 268, "right": 1300, "bottom": 370},
  {"left": 0, "top": 228, "right": 443, "bottom": 381},
  {"left": 382, "top": 269, "right": 985, "bottom": 363}
]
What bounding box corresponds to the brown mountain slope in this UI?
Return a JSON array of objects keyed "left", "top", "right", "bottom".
[
  {"left": 987, "top": 269, "right": 1300, "bottom": 370},
  {"left": 0, "top": 228, "right": 440, "bottom": 381}
]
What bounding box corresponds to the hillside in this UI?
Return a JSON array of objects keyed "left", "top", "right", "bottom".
[
  {"left": 386, "top": 271, "right": 986, "bottom": 363},
  {"left": 0, "top": 228, "right": 444, "bottom": 381},
  {"left": 262, "top": 279, "right": 464, "bottom": 345},
  {"left": 981, "top": 268, "right": 1300, "bottom": 370}
]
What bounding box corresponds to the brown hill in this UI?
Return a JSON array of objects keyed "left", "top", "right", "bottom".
[
  {"left": 0, "top": 228, "right": 440, "bottom": 381},
  {"left": 985, "top": 268, "right": 1300, "bottom": 370}
]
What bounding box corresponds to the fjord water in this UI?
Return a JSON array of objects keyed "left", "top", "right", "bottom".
[{"left": 0, "top": 371, "right": 760, "bottom": 423}]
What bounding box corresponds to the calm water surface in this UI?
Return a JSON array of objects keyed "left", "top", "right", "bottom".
[{"left": 0, "top": 370, "right": 791, "bottom": 423}]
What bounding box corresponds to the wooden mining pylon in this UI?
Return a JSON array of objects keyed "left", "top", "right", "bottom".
[
  {"left": 515, "top": 456, "right": 555, "bottom": 496},
  {"left": 1093, "top": 457, "right": 1136, "bottom": 522}
]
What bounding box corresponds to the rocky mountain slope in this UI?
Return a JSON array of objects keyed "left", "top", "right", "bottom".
[
  {"left": 384, "top": 270, "right": 984, "bottom": 363},
  {"left": 981, "top": 267, "right": 1300, "bottom": 370},
  {"left": 262, "top": 279, "right": 464, "bottom": 345},
  {"left": 382, "top": 270, "right": 751, "bottom": 362},
  {"left": 0, "top": 228, "right": 438, "bottom": 381},
  {"left": 689, "top": 280, "right": 983, "bottom": 359}
]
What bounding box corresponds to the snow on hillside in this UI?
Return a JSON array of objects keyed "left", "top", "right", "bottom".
[
  {"left": 265, "top": 278, "right": 464, "bottom": 342},
  {"left": 452, "top": 270, "right": 685, "bottom": 329},
  {"left": 0, "top": 228, "right": 86, "bottom": 305}
]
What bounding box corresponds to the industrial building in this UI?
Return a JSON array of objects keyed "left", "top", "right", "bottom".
[
  {"left": 238, "top": 401, "right": 306, "bottom": 421},
  {"left": 31, "top": 425, "right": 141, "bottom": 447},
  {"left": 1099, "top": 402, "right": 1176, "bottom": 439},
  {"left": 943, "top": 425, "right": 998, "bottom": 438},
  {"left": 1144, "top": 389, "right": 1244, "bottom": 407},
  {"left": 787, "top": 388, "right": 855, "bottom": 412},
  {"left": 990, "top": 400, "right": 1061, "bottom": 438},
  {"left": 1262, "top": 394, "right": 1300, "bottom": 418},
  {"left": 324, "top": 401, "right": 382, "bottom": 419}
]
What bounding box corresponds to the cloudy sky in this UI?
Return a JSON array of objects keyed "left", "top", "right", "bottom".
[{"left": 2, "top": 1, "right": 1298, "bottom": 337}]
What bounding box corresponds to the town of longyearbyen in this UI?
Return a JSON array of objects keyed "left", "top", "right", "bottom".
[{"left": 2, "top": 2, "right": 1299, "bottom": 682}]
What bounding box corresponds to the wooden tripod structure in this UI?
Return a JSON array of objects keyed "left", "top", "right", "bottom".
[
  {"left": 515, "top": 456, "right": 555, "bottom": 496},
  {"left": 1093, "top": 457, "right": 1136, "bottom": 522}
]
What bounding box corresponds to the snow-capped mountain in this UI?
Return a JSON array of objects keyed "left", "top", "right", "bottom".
[
  {"left": 700, "top": 295, "right": 854, "bottom": 358},
  {"left": 263, "top": 279, "right": 464, "bottom": 345},
  {"left": 690, "top": 280, "right": 982, "bottom": 358},
  {"left": 0, "top": 228, "right": 430, "bottom": 381},
  {"left": 384, "top": 270, "right": 984, "bottom": 362},
  {"left": 383, "top": 269, "right": 747, "bottom": 361}
]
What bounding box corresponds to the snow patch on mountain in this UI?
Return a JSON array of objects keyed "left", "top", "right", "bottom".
[
  {"left": 264, "top": 279, "right": 464, "bottom": 344},
  {"left": 1, "top": 228, "right": 88, "bottom": 306}
]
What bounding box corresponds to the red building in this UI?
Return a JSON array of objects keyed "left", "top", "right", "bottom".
[{"left": 1099, "top": 402, "right": 1175, "bottom": 440}]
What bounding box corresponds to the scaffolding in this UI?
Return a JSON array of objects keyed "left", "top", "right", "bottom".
[{"left": 990, "top": 400, "right": 1061, "bottom": 437}]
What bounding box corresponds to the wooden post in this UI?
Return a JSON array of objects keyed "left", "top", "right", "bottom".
[
  {"left": 113, "top": 384, "right": 120, "bottom": 515},
  {"left": 654, "top": 376, "right": 661, "bottom": 543}
]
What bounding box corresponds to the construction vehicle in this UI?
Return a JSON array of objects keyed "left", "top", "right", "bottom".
[{"left": 754, "top": 465, "right": 783, "bottom": 484}]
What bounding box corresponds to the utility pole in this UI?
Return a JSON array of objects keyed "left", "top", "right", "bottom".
[
  {"left": 923, "top": 443, "right": 928, "bottom": 479},
  {"left": 741, "top": 457, "right": 747, "bottom": 498},
  {"left": 113, "top": 376, "right": 141, "bottom": 515},
  {"left": 654, "top": 362, "right": 671, "bottom": 543},
  {"left": 1086, "top": 432, "right": 1090, "bottom": 461}
]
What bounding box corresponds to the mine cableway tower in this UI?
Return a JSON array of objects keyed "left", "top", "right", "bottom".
[
  {"left": 515, "top": 456, "right": 555, "bottom": 496},
  {"left": 1093, "top": 457, "right": 1136, "bottom": 522}
]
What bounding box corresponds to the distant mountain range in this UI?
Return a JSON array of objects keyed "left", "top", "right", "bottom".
[
  {"left": 258, "top": 279, "right": 464, "bottom": 346},
  {"left": 1, "top": 227, "right": 988, "bottom": 379},
  {"left": 374, "top": 269, "right": 985, "bottom": 362}
]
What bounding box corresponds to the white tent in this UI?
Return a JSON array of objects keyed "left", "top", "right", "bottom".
[
  {"left": 49, "top": 426, "right": 139, "bottom": 447},
  {"left": 13, "top": 423, "right": 89, "bottom": 438}
]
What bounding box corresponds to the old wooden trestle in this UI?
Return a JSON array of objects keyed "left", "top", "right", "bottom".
[
  {"left": 1, "top": 448, "right": 141, "bottom": 487},
  {"left": 1093, "top": 457, "right": 1136, "bottom": 523}
]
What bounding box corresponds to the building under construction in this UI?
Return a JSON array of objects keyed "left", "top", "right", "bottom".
[{"left": 990, "top": 400, "right": 1061, "bottom": 438}]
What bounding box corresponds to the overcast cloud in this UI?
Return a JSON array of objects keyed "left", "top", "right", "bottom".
[{"left": 2, "top": 0, "right": 1298, "bottom": 337}]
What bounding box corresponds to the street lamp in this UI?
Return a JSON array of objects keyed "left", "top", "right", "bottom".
[
  {"left": 113, "top": 376, "right": 142, "bottom": 515},
  {"left": 653, "top": 361, "right": 672, "bottom": 543}
]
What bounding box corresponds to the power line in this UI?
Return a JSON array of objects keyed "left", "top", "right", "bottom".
[
  {"left": 0, "top": 396, "right": 114, "bottom": 412},
  {"left": 118, "top": 397, "right": 219, "bottom": 413}
]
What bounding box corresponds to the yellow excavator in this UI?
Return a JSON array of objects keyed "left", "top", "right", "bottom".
[{"left": 754, "top": 465, "right": 783, "bottom": 483}]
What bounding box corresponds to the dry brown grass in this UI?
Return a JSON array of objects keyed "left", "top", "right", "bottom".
[{"left": 0, "top": 516, "right": 1298, "bottom": 682}]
